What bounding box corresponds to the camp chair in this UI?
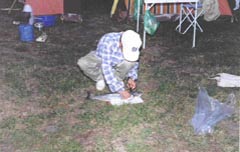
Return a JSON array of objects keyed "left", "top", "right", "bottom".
[{"left": 176, "top": 2, "right": 204, "bottom": 34}]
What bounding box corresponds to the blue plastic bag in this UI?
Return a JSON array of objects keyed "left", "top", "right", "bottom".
[{"left": 190, "top": 87, "right": 236, "bottom": 135}]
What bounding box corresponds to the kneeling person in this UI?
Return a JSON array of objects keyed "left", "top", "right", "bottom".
[{"left": 77, "top": 30, "right": 142, "bottom": 99}]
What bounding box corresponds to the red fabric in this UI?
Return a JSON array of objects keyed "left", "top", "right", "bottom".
[
  {"left": 218, "top": 0, "right": 232, "bottom": 16},
  {"left": 26, "top": 0, "right": 64, "bottom": 15}
]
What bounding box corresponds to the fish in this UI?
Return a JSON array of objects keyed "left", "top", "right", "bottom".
[{"left": 87, "top": 91, "right": 144, "bottom": 106}]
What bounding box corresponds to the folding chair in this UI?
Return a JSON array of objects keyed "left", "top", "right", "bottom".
[{"left": 176, "top": 2, "right": 204, "bottom": 34}]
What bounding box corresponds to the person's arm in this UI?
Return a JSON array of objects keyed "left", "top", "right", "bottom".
[
  {"left": 120, "top": 63, "right": 139, "bottom": 98},
  {"left": 127, "top": 62, "right": 139, "bottom": 81},
  {"left": 127, "top": 78, "right": 136, "bottom": 90},
  {"left": 100, "top": 43, "right": 125, "bottom": 93}
]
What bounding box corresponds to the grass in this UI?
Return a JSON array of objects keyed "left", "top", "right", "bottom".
[
  {"left": 1, "top": 59, "right": 239, "bottom": 150},
  {"left": 0, "top": 5, "right": 239, "bottom": 152}
]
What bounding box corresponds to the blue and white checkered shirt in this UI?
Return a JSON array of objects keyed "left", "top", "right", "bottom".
[{"left": 96, "top": 32, "right": 139, "bottom": 93}]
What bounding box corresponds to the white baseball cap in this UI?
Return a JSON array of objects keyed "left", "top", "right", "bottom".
[{"left": 121, "top": 30, "right": 142, "bottom": 62}]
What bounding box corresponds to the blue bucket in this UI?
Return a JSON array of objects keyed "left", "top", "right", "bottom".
[
  {"left": 35, "top": 15, "right": 57, "bottom": 27},
  {"left": 18, "top": 24, "right": 34, "bottom": 42}
]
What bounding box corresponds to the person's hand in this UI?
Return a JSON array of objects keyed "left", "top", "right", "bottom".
[
  {"left": 119, "top": 90, "right": 131, "bottom": 99},
  {"left": 127, "top": 78, "right": 136, "bottom": 90}
]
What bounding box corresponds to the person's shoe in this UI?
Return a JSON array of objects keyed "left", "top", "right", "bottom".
[{"left": 96, "top": 80, "right": 105, "bottom": 91}]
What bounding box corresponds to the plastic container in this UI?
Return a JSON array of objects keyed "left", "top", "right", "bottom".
[
  {"left": 18, "top": 24, "right": 34, "bottom": 42},
  {"left": 35, "top": 15, "right": 57, "bottom": 27}
]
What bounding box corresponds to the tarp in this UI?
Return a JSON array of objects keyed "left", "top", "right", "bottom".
[
  {"left": 200, "top": 0, "right": 232, "bottom": 21},
  {"left": 26, "top": 0, "right": 64, "bottom": 16},
  {"left": 202, "top": 0, "right": 221, "bottom": 21}
]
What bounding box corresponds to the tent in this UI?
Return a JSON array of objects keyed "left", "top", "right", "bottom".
[
  {"left": 26, "top": 0, "right": 111, "bottom": 15},
  {"left": 219, "top": 0, "right": 232, "bottom": 16},
  {"left": 25, "top": 0, "right": 63, "bottom": 16}
]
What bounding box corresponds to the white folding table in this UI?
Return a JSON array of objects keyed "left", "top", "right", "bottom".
[{"left": 137, "top": 0, "right": 200, "bottom": 48}]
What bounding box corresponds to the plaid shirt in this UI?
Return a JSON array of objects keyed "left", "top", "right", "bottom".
[{"left": 96, "top": 32, "right": 139, "bottom": 92}]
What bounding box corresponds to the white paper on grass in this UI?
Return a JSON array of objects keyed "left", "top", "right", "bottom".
[
  {"left": 91, "top": 93, "right": 144, "bottom": 106},
  {"left": 210, "top": 73, "right": 240, "bottom": 87}
]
